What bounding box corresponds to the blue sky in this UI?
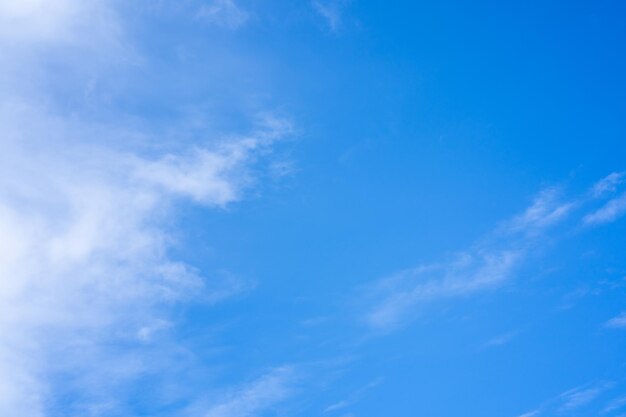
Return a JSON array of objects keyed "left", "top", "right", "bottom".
[{"left": 1, "top": 1, "right": 626, "bottom": 416}]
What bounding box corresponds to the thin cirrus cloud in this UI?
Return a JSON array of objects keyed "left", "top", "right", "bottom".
[
  {"left": 359, "top": 174, "right": 626, "bottom": 333},
  {"left": 583, "top": 171, "right": 626, "bottom": 225},
  {"left": 312, "top": 0, "right": 345, "bottom": 32},
  {"left": 483, "top": 330, "right": 519, "bottom": 349},
  {"left": 359, "top": 188, "right": 572, "bottom": 332},
  {"left": 0, "top": 1, "right": 293, "bottom": 416},
  {"left": 605, "top": 313, "right": 626, "bottom": 329},
  {"left": 604, "top": 395, "right": 626, "bottom": 413},
  {"left": 362, "top": 249, "right": 522, "bottom": 331},
  {"left": 559, "top": 386, "right": 606, "bottom": 411},
  {"left": 583, "top": 192, "right": 626, "bottom": 226},
  {"left": 516, "top": 382, "right": 620, "bottom": 417},
  {"left": 197, "top": 0, "right": 249, "bottom": 29},
  {"left": 517, "top": 412, "right": 540, "bottom": 417},
  {"left": 590, "top": 171, "right": 625, "bottom": 198},
  {"left": 323, "top": 378, "right": 383, "bottom": 414},
  {"left": 200, "top": 367, "right": 297, "bottom": 417}
]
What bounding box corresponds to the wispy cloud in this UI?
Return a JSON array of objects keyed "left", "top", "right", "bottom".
[
  {"left": 603, "top": 394, "right": 626, "bottom": 413},
  {"left": 359, "top": 188, "right": 572, "bottom": 332},
  {"left": 517, "top": 382, "right": 615, "bottom": 417},
  {"left": 0, "top": 0, "right": 115, "bottom": 44},
  {"left": 581, "top": 172, "right": 626, "bottom": 226},
  {"left": 197, "top": 0, "right": 249, "bottom": 29},
  {"left": 358, "top": 175, "right": 626, "bottom": 333},
  {"left": 559, "top": 386, "right": 605, "bottom": 411},
  {"left": 591, "top": 172, "right": 625, "bottom": 198},
  {"left": 202, "top": 367, "right": 297, "bottom": 417},
  {"left": 324, "top": 378, "right": 383, "bottom": 413},
  {"left": 363, "top": 250, "right": 521, "bottom": 331},
  {"left": 0, "top": 105, "right": 290, "bottom": 417},
  {"left": 134, "top": 117, "right": 292, "bottom": 206},
  {"left": 483, "top": 330, "right": 519, "bottom": 348},
  {"left": 504, "top": 188, "right": 574, "bottom": 235},
  {"left": 0, "top": 1, "right": 290, "bottom": 415},
  {"left": 583, "top": 193, "right": 626, "bottom": 226},
  {"left": 605, "top": 313, "right": 626, "bottom": 329},
  {"left": 312, "top": 0, "right": 345, "bottom": 32},
  {"left": 517, "top": 411, "right": 540, "bottom": 417}
]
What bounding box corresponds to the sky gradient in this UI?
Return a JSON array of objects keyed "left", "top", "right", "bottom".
[{"left": 1, "top": 1, "right": 626, "bottom": 417}]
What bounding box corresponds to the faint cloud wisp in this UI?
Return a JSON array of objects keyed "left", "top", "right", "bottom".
[{"left": 197, "top": 0, "right": 249, "bottom": 29}]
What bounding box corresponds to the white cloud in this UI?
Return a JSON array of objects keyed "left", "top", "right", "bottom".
[
  {"left": 0, "top": 0, "right": 84, "bottom": 42},
  {"left": 323, "top": 378, "right": 383, "bottom": 413},
  {"left": 603, "top": 394, "right": 626, "bottom": 413},
  {"left": 358, "top": 175, "right": 626, "bottom": 333},
  {"left": 135, "top": 118, "right": 291, "bottom": 206},
  {"left": 583, "top": 193, "right": 626, "bottom": 226},
  {"left": 591, "top": 172, "right": 625, "bottom": 198},
  {"left": 202, "top": 367, "right": 296, "bottom": 417},
  {"left": 484, "top": 331, "right": 519, "bottom": 348},
  {"left": 0, "top": 102, "right": 290, "bottom": 417},
  {"left": 0, "top": 1, "right": 291, "bottom": 415},
  {"left": 312, "top": 0, "right": 343, "bottom": 32},
  {"left": 198, "top": 0, "right": 249, "bottom": 29},
  {"left": 517, "top": 382, "right": 614, "bottom": 417},
  {"left": 559, "top": 386, "right": 604, "bottom": 411},
  {"left": 363, "top": 250, "right": 521, "bottom": 330},
  {"left": 360, "top": 186, "right": 575, "bottom": 331},
  {"left": 517, "top": 411, "right": 540, "bottom": 417},
  {"left": 605, "top": 313, "right": 626, "bottom": 329},
  {"left": 504, "top": 188, "right": 573, "bottom": 235},
  {"left": 0, "top": 0, "right": 126, "bottom": 93},
  {"left": 582, "top": 172, "right": 626, "bottom": 226},
  {"left": 324, "top": 400, "right": 350, "bottom": 412}
]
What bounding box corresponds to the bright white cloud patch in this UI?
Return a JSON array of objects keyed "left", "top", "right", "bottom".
[
  {"left": 0, "top": 1, "right": 291, "bottom": 416},
  {"left": 0, "top": 100, "right": 288, "bottom": 417},
  {"left": 0, "top": 0, "right": 81, "bottom": 41}
]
